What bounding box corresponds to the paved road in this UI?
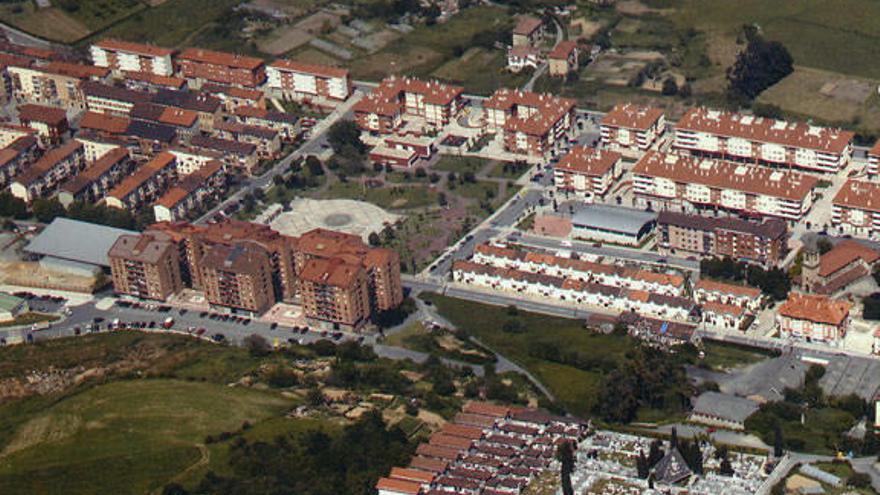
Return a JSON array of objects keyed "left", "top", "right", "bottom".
[{"left": 0, "top": 20, "right": 52, "bottom": 48}]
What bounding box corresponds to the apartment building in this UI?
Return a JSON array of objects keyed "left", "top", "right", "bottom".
[
  {"left": 265, "top": 59, "right": 351, "bottom": 104},
  {"left": 547, "top": 41, "right": 579, "bottom": 77},
  {"left": 119, "top": 70, "right": 187, "bottom": 93},
  {"left": 512, "top": 16, "right": 543, "bottom": 47},
  {"left": 190, "top": 134, "right": 258, "bottom": 173},
  {"left": 483, "top": 89, "right": 575, "bottom": 157},
  {"left": 78, "top": 111, "right": 131, "bottom": 138},
  {"left": 81, "top": 81, "right": 151, "bottom": 115},
  {"left": 657, "top": 211, "right": 788, "bottom": 266},
  {"left": 130, "top": 102, "right": 200, "bottom": 136},
  {"left": 17, "top": 103, "right": 68, "bottom": 146},
  {"left": 0, "top": 133, "right": 38, "bottom": 188},
  {"left": 153, "top": 160, "right": 225, "bottom": 222},
  {"left": 168, "top": 146, "right": 223, "bottom": 175},
  {"left": 90, "top": 39, "right": 175, "bottom": 77},
  {"left": 868, "top": 141, "right": 880, "bottom": 176},
  {"left": 299, "top": 257, "right": 371, "bottom": 330},
  {"left": 673, "top": 107, "right": 854, "bottom": 173},
  {"left": 233, "top": 106, "right": 299, "bottom": 141},
  {"left": 632, "top": 151, "right": 819, "bottom": 220},
  {"left": 353, "top": 76, "right": 464, "bottom": 134},
  {"left": 213, "top": 121, "right": 281, "bottom": 159},
  {"left": 199, "top": 243, "right": 276, "bottom": 314},
  {"left": 600, "top": 103, "right": 666, "bottom": 155},
  {"left": 176, "top": 48, "right": 266, "bottom": 89},
  {"left": 7, "top": 61, "right": 110, "bottom": 110},
  {"left": 832, "top": 179, "right": 880, "bottom": 239},
  {"left": 105, "top": 151, "right": 177, "bottom": 209},
  {"left": 75, "top": 132, "right": 128, "bottom": 164},
  {"left": 58, "top": 146, "right": 131, "bottom": 207},
  {"left": 108, "top": 231, "right": 183, "bottom": 301},
  {"left": 553, "top": 146, "right": 622, "bottom": 201},
  {"left": 151, "top": 88, "right": 222, "bottom": 130},
  {"left": 201, "top": 83, "right": 265, "bottom": 112},
  {"left": 777, "top": 292, "right": 851, "bottom": 344},
  {"left": 9, "top": 141, "right": 84, "bottom": 202}
]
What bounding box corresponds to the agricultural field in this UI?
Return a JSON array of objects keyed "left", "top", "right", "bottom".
[{"left": 0, "top": 0, "right": 145, "bottom": 43}]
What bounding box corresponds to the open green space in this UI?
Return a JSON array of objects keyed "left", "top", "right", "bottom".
[
  {"left": 434, "top": 155, "right": 490, "bottom": 175},
  {"left": 700, "top": 339, "right": 776, "bottom": 372},
  {"left": 384, "top": 321, "right": 497, "bottom": 365},
  {"left": 0, "top": 0, "right": 145, "bottom": 43},
  {"left": 318, "top": 179, "right": 439, "bottom": 210},
  {"left": 486, "top": 160, "right": 531, "bottom": 180}
]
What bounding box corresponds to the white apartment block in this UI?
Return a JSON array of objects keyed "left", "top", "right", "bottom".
[
  {"left": 632, "top": 151, "right": 819, "bottom": 221},
  {"left": 553, "top": 146, "right": 622, "bottom": 201},
  {"left": 90, "top": 39, "right": 174, "bottom": 77},
  {"left": 673, "top": 108, "right": 854, "bottom": 174},
  {"left": 600, "top": 103, "right": 666, "bottom": 155},
  {"left": 266, "top": 60, "right": 351, "bottom": 103},
  {"left": 169, "top": 147, "right": 224, "bottom": 176},
  {"left": 832, "top": 179, "right": 880, "bottom": 239}
]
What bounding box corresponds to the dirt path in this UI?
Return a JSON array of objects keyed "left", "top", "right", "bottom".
[{"left": 158, "top": 442, "right": 210, "bottom": 493}]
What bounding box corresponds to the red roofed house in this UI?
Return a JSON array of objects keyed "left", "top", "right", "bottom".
[
  {"left": 777, "top": 292, "right": 851, "bottom": 344},
  {"left": 832, "top": 179, "right": 880, "bottom": 239},
  {"left": 673, "top": 107, "right": 854, "bottom": 174},
  {"left": 600, "top": 103, "right": 666, "bottom": 155},
  {"left": 17, "top": 103, "right": 69, "bottom": 146},
  {"left": 483, "top": 88, "right": 575, "bottom": 157},
  {"left": 553, "top": 146, "right": 622, "bottom": 201},
  {"left": 512, "top": 16, "right": 544, "bottom": 47},
  {"left": 801, "top": 239, "right": 880, "bottom": 295},
  {"left": 376, "top": 477, "right": 422, "bottom": 495},
  {"left": 176, "top": 48, "right": 266, "bottom": 88},
  {"left": 353, "top": 76, "right": 464, "bottom": 135},
  {"left": 266, "top": 59, "right": 351, "bottom": 105},
  {"left": 507, "top": 45, "right": 541, "bottom": 73},
  {"left": 90, "top": 39, "right": 175, "bottom": 77},
  {"left": 548, "top": 41, "right": 579, "bottom": 77}
]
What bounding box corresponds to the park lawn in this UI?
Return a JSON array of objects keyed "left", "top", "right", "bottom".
[
  {"left": 0, "top": 379, "right": 294, "bottom": 495},
  {"left": 455, "top": 180, "right": 500, "bottom": 204},
  {"left": 486, "top": 161, "right": 531, "bottom": 180},
  {"left": 434, "top": 155, "right": 490, "bottom": 175},
  {"left": 318, "top": 180, "right": 439, "bottom": 210},
  {"left": 420, "top": 293, "right": 638, "bottom": 417},
  {"left": 700, "top": 339, "right": 775, "bottom": 372}
]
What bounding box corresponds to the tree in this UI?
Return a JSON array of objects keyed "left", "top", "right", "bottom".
[
  {"left": 849, "top": 472, "right": 871, "bottom": 489},
  {"left": 671, "top": 427, "right": 679, "bottom": 448},
  {"left": 368, "top": 232, "right": 381, "bottom": 247},
  {"left": 437, "top": 192, "right": 448, "bottom": 207},
  {"left": 816, "top": 237, "right": 834, "bottom": 255},
  {"left": 636, "top": 450, "right": 650, "bottom": 479},
  {"left": 661, "top": 77, "right": 678, "bottom": 96},
  {"left": 862, "top": 293, "right": 880, "bottom": 320},
  {"left": 556, "top": 440, "right": 575, "bottom": 495},
  {"left": 0, "top": 192, "right": 27, "bottom": 219},
  {"left": 32, "top": 198, "right": 65, "bottom": 223},
  {"left": 719, "top": 456, "right": 734, "bottom": 476},
  {"left": 161, "top": 483, "right": 189, "bottom": 495},
  {"left": 244, "top": 334, "right": 271, "bottom": 357},
  {"left": 648, "top": 439, "right": 664, "bottom": 468},
  {"left": 305, "top": 155, "right": 324, "bottom": 176},
  {"left": 773, "top": 423, "right": 784, "bottom": 457},
  {"left": 327, "top": 121, "right": 366, "bottom": 155},
  {"left": 307, "top": 387, "right": 325, "bottom": 406},
  {"left": 726, "top": 33, "right": 793, "bottom": 103}
]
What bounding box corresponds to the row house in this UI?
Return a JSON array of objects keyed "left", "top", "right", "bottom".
[
  {"left": 600, "top": 103, "right": 666, "bottom": 156},
  {"left": 189, "top": 134, "right": 258, "bottom": 173},
  {"left": 17, "top": 103, "right": 68, "bottom": 146},
  {"left": 119, "top": 70, "right": 187, "bottom": 93},
  {"left": 90, "top": 39, "right": 175, "bottom": 77},
  {"left": 353, "top": 76, "right": 464, "bottom": 134},
  {"left": 81, "top": 81, "right": 151, "bottom": 115},
  {"left": 232, "top": 106, "right": 299, "bottom": 141},
  {"left": 777, "top": 292, "right": 851, "bottom": 345},
  {"left": 9, "top": 141, "right": 84, "bottom": 202},
  {"left": 265, "top": 59, "right": 351, "bottom": 104},
  {"left": 57, "top": 146, "right": 131, "bottom": 207},
  {"left": 153, "top": 160, "right": 225, "bottom": 222},
  {"left": 547, "top": 41, "right": 579, "bottom": 77},
  {"left": 693, "top": 279, "right": 763, "bottom": 312},
  {"left": 673, "top": 107, "right": 854, "bottom": 174},
  {"left": 483, "top": 89, "right": 575, "bottom": 157},
  {"left": 104, "top": 151, "right": 177, "bottom": 209},
  {"left": 657, "top": 210, "right": 788, "bottom": 266},
  {"left": 176, "top": 48, "right": 265, "bottom": 89},
  {"left": 8, "top": 61, "right": 109, "bottom": 109},
  {"left": 832, "top": 179, "right": 880, "bottom": 239},
  {"left": 151, "top": 88, "right": 222, "bottom": 130},
  {"left": 472, "top": 243, "right": 686, "bottom": 296},
  {"left": 632, "top": 151, "right": 819, "bottom": 221},
  {"left": 201, "top": 83, "right": 265, "bottom": 112},
  {"left": 368, "top": 134, "right": 437, "bottom": 169},
  {"left": 701, "top": 301, "right": 748, "bottom": 330},
  {"left": 552, "top": 146, "right": 621, "bottom": 201},
  {"left": 213, "top": 120, "right": 281, "bottom": 159},
  {"left": 0, "top": 133, "right": 38, "bottom": 188}
]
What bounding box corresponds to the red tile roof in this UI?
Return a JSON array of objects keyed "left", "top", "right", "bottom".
[
  {"left": 158, "top": 106, "right": 198, "bottom": 127},
  {"left": 462, "top": 401, "right": 510, "bottom": 418},
  {"left": 676, "top": 107, "right": 854, "bottom": 154},
  {"left": 95, "top": 39, "right": 174, "bottom": 57},
  {"left": 18, "top": 104, "right": 67, "bottom": 126},
  {"left": 702, "top": 301, "right": 745, "bottom": 317},
  {"left": 601, "top": 103, "right": 665, "bottom": 131},
  {"left": 833, "top": 179, "right": 880, "bottom": 214},
  {"left": 178, "top": 48, "right": 264, "bottom": 70},
  {"left": 299, "top": 257, "right": 363, "bottom": 289},
  {"left": 390, "top": 467, "right": 435, "bottom": 484},
  {"left": 779, "top": 292, "right": 851, "bottom": 326},
  {"left": 121, "top": 70, "right": 186, "bottom": 89},
  {"left": 633, "top": 150, "right": 818, "bottom": 202},
  {"left": 268, "top": 59, "right": 349, "bottom": 79},
  {"left": 13, "top": 141, "right": 82, "bottom": 186},
  {"left": 819, "top": 239, "right": 880, "bottom": 277},
  {"left": 44, "top": 61, "right": 109, "bottom": 79},
  {"left": 107, "top": 151, "right": 176, "bottom": 200},
  {"left": 79, "top": 111, "right": 130, "bottom": 134},
  {"left": 484, "top": 88, "right": 575, "bottom": 136},
  {"left": 513, "top": 16, "right": 542, "bottom": 35},
  {"left": 555, "top": 146, "right": 620, "bottom": 177},
  {"left": 548, "top": 40, "right": 578, "bottom": 60},
  {"left": 354, "top": 76, "right": 463, "bottom": 116},
  {"left": 375, "top": 477, "right": 422, "bottom": 495},
  {"left": 694, "top": 279, "right": 762, "bottom": 299}
]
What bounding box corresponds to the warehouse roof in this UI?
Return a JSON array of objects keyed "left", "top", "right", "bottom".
[
  {"left": 571, "top": 204, "right": 657, "bottom": 236},
  {"left": 25, "top": 217, "right": 136, "bottom": 267}
]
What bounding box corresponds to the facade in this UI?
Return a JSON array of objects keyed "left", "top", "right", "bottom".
[
  {"left": 483, "top": 89, "right": 575, "bottom": 157},
  {"left": 17, "top": 103, "right": 68, "bottom": 146},
  {"left": 0, "top": 133, "right": 38, "bottom": 188},
  {"left": 673, "top": 107, "right": 854, "bottom": 173},
  {"left": 507, "top": 45, "right": 541, "bottom": 73},
  {"left": 81, "top": 81, "right": 152, "bottom": 115},
  {"left": 553, "top": 146, "right": 621, "bottom": 201},
  {"left": 152, "top": 160, "right": 225, "bottom": 222},
  {"left": 547, "top": 41, "right": 579, "bottom": 77},
  {"left": 633, "top": 151, "right": 818, "bottom": 220},
  {"left": 777, "top": 292, "right": 851, "bottom": 344},
  {"left": 298, "top": 257, "right": 371, "bottom": 330},
  {"left": 657, "top": 211, "right": 788, "bottom": 266},
  {"left": 199, "top": 243, "right": 276, "bottom": 314},
  {"left": 693, "top": 279, "right": 763, "bottom": 312},
  {"left": 213, "top": 121, "right": 281, "bottom": 159},
  {"left": 265, "top": 60, "right": 351, "bottom": 103},
  {"left": 90, "top": 39, "right": 174, "bottom": 77},
  {"left": 190, "top": 134, "right": 258, "bottom": 173},
  {"left": 869, "top": 140, "right": 880, "bottom": 176},
  {"left": 104, "top": 151, "right": 177, "bottom": 209},
  {"left": 832, "top": 180, "right": 880, "bottom": 239},
  {"left": 58, "top": 146, "right": 131, "bottom": 207},
  {"left": 8, "top": 62, "right": 110, "bottom": 109},
  {"left": 512, "top": 16, "right": 543, "bottom": 46},
  {"left": 353, "top": 76, "right": 464, "bottom": 134},
  {"left": 9, "top": 141, "right": 85, "bottom": 202},
  {"left": 600, "top": 103, "right": 666, "bottom": 155},
  {"left": 108, "top": 232, "right": 183, "bottom": 301},
  {"left": 176, "top": 48, "right": 266, "bottom": 88}
]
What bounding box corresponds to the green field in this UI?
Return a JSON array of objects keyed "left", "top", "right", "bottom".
[
  {"left": 0, "top": 0, "right": 145, "bottom": 43},
  {"left": 317, "top": 180, "right": 439, "bottom": 210},
  {"left": 700, "top": 340, "right": 775, "bottom": 372},
  {"left": 434, "top": 156, "right": 490, "bottom": 175}
]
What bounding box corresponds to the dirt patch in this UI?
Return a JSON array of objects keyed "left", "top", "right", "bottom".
[
  {"left": 350, "top": 45, "right": 443, "bottom": 80},
  {"left": 294, "top": 10, "right": 342, "bottom": 34},
  {"left": 570, "top": 17, "right": 603, "bottom": 40},
  {"left": 757, "top": 66, "right": 871, "bottom": 125},
  {"left": 1, "top": 7, "right": 90, "bottom": 42},
  {"left": 616, "top": 0, "right": 664, "bottom": 16},
  {"left": 259, "top": 26, "right": 314, "bottom": 55},
  {"left": 0, "top": 260, "right": 97, "bottom": 293},
  {"left": 417, "top": 409, "right": 446, "bottom": 429},
  {"left": 1, "top": 413, "right": 83, "bottom": 457}
]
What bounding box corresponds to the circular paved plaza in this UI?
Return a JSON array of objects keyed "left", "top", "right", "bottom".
[{"left": 268, "top": 198, "right": 400, "bottom": 241}]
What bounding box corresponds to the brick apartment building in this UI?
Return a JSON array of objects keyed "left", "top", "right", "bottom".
[
  {"left": 353, "top": 76, "right": 464, "bottom": 134},
  {"left": 299, "top": 256, "right": 371, "bottom": 330},
  {"left": 600, "top": 103, "right": 666, "bottom": 155},
  {"left": 673, "top": 107, "right": 854, "bottom": 174},
  {"left": 266, "top": 60, "right": 351, "bottom": 104},
  {"left": 90, "top": 39, "right": 175, "bottom": 77},
  {"left": 9, "top": 140, "right": 84, "bottom": 202},
  {"left": 200, "top": 243, "right": 277, "bottom": 314},
  {"left": 17, "top": 103, "right": 68, "bottom": 146},
  {"left": 657, "top": 211, "right": 788, "bottom": 266},
  {"left": 553, "top": 146, "right": 622, "bottom": 201},
  {"left": 632, "top": 151, "right": 819, "bottom": 220},
  {"left": 108, "top": 231, "right": 183, "bottom": 301},
  {"left": 176, "top": 48, "right": 266, "bottom": 89},
  {"left": 832, "top": 179, "right": 880, "bottom": 239},
  {"left": 8, "top": 61, "right": 110, "bottom": 109},
  {"left": 482, "top": 88, "right": 575, "bottom": 157}
]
